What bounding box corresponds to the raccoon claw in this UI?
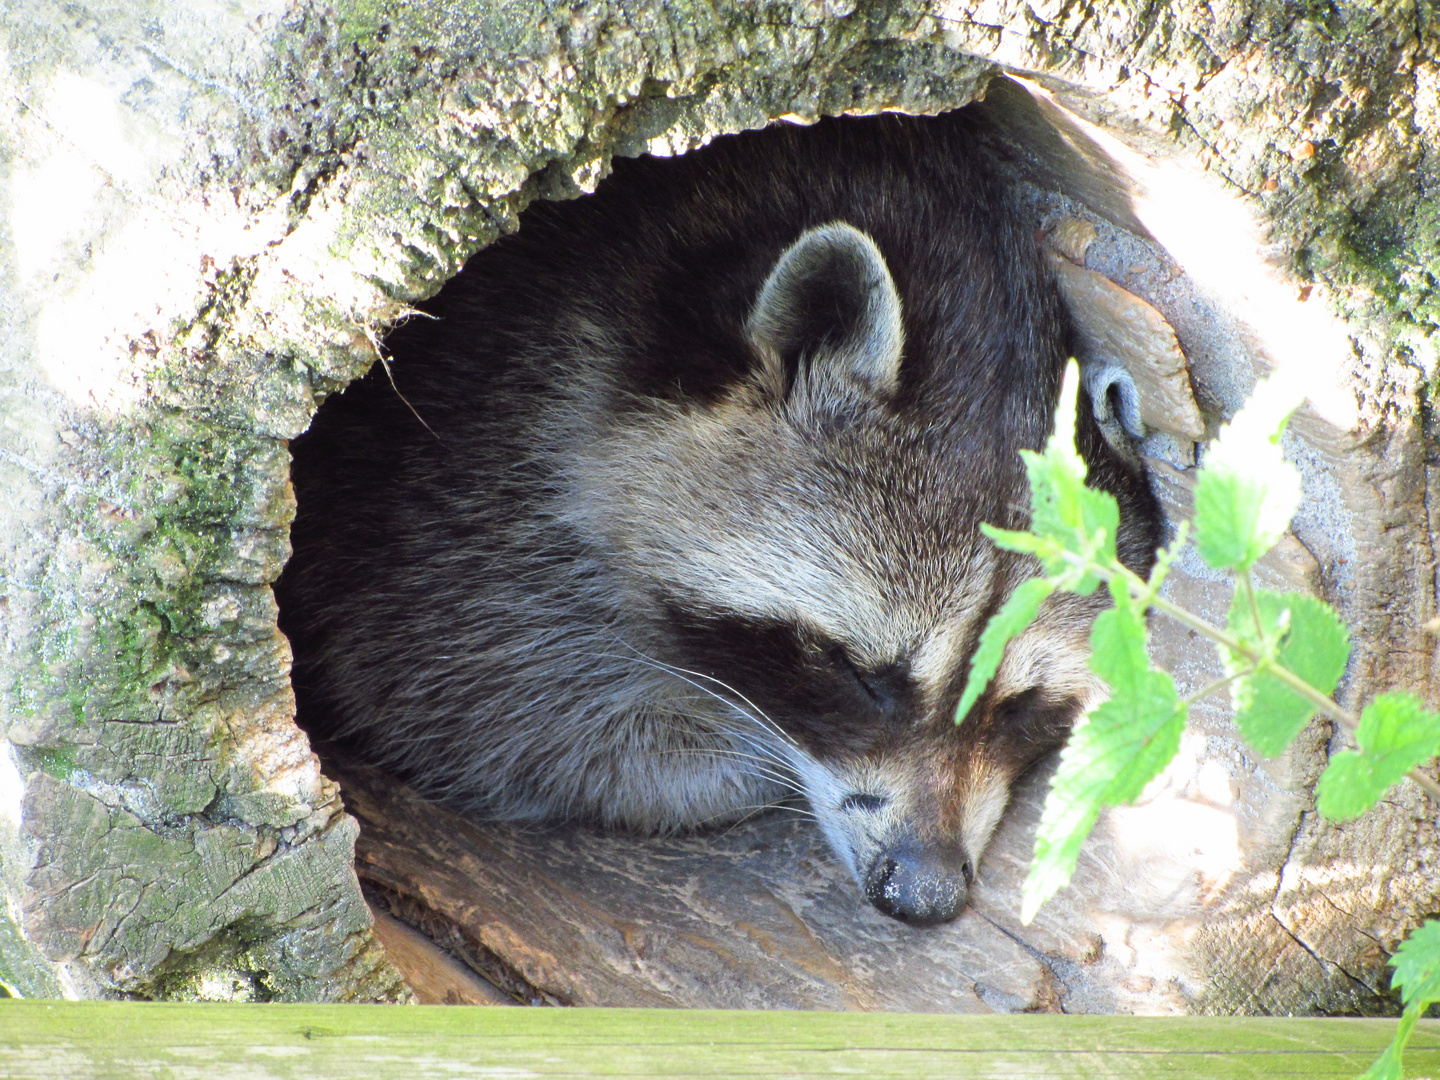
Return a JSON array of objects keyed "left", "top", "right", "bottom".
[
  {"left": 1083, "top": 362, "right": 1145, "bottom": 440},
  {"left": 863, "top": 844, "right": 971, "bottom": 926},
  {"left": 1080, "top": 361, "right": 1147, "bottom": 466}
]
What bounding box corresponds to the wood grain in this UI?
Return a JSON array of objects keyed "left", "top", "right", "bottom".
[
  {"left": 341, "top": 762, "right": 1055, "bottom": 1011},
  {"left": 366, "top": 908, "right": 513, "bottom": 1005},
  {"left": 339, "top": 760, "right": 1304, "bottom": 1014},
  {"left": 1, "top": 1002, "right": 1436, "bottom": 1079}
]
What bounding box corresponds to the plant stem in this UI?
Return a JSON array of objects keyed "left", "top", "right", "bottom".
[
  {"left": 1240, "top": 570, "right": 1265, "bottom": 641},
  {"left": 1408, "top": 769, "right": 1440, "bottom": 803},
  {"left": 1106, "top": 562, "right": 1254, "bottom": 657},
  {"left": 1182, "top": 670, "right": 1251, "bottom": 708},
  {"left": 1097, "top": 558, "right": 1440, "bottom": 806}
]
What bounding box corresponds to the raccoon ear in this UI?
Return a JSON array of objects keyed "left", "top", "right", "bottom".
[{"left": 746, "top": 222, "right": 904, "bottom": 408}]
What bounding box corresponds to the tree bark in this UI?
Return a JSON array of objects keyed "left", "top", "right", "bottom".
[{"left": 1, "top": 0, "right": 1435, "bottom": 1007}]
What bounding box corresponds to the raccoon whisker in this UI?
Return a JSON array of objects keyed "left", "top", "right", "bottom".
[
  {"left": 716, "top": 732, "right": 800, "bottom": 776},
  {"left": 695, "top": 800, "right": 818, "bottom": 832},
  {"left": 590, "top": 637, "right": 796, "bottom": 745},
  {"left": 653, "top": 747, "right": 802, "bottom": 795},
  {"left": 670, "top": 673, "right": 795, "bottom": 748},
  {"left": 582, "top": 649, "right": 799, "bottom": 753},
  {"left": 684, "top": 717, "right": 803, "bottom": 786},
  {"left": 608, "top": 652, "right": 799, "bottom": 752},
  {"left": 655, "top": 703, "right": 796, "bottom": 765},
  {"left": 652, "top": 740, "right": 792, "bottom": 774},
  {"left": 749, "top": 801, "right": 818, "bottom": 824},
  {"left": 637, "top": 709, "right": 803, "bottom": 792},
  {"left": 715, "top": 728, "right": 806, "bottom": 785}
]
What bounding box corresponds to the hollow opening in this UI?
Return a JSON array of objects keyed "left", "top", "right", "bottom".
[{"left": 273, "top": 75, "right": 1294, "bottom": 1010}]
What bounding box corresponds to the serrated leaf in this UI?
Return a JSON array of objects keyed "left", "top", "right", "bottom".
[
  {"left": 1021, "top": 600, "right": 1186, "bottom": 923},
  {"left": 1391, "top": 918, "right": 1440, "bottom": 1011},
  {"left": 1192, "top": 466, "right": 1292, "bottom": 571},
  {"left": 1361, "top": 921, "right": 1440, "bottom": 1080},
  {"left": 1020, "top": 444, "right": 1119, "bottom": 590},
  {"left": 1225, "top": 588, "right": 1350, "bottom": 757},
  {"left": 1088, "top": 588, "right": 1186, "bottom": 804},
  {"left": 985, "top": 361, "right": 1118, "bottom": 594},
  {"left": 1193, "top": 375, "right": 1304, "bottom": 572},
  {"left": 1316, "top": 692, "right": 1440, "bottom": 821},
  {"left": 955, "top": 577, "right": 1056, "bottom": 726},
  {"left": 979, "top": 525, "right": 1057, "bottom": 560}
]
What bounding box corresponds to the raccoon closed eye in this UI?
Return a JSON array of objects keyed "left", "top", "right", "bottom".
[
  {"left": 826, "top": 646, "right": 910, "bottom": 716},
  {"left": 827, "top": 646, "right": 884, "bottom": 703},
  {"left": 828, "top": 646, "right": 876, "bottom": 699},
  {"left": 840, "top": 792, "right": 889, "bottom": 813},
  {"left": 994, "top": 687, "right": 1084, "bottom": 745}
]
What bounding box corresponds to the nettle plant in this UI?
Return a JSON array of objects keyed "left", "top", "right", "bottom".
[{"left": 961, "top": 362, "right": 1440, "bottom": 1080}]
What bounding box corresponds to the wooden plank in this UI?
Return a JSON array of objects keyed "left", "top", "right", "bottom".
[
  {"left": 366, "top": 907, "right": 514, "bottom": 1006},
  {"left": 0, "top": 1003, "right": 1436, "bottom": 1079}
]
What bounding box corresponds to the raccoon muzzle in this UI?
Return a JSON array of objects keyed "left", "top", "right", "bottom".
[{"left": 862, "top": 839, "right": 974, "bottom": 926}]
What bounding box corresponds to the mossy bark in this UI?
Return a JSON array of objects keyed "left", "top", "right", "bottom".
[{"left": 0, "top": 0, "right": 1435, "bottom": 1006}]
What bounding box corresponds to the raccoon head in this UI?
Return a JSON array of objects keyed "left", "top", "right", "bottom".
[{"left": 574, "top": 222, "right": 1116, "bottom": 925}]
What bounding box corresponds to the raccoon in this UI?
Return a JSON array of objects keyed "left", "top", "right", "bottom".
[{"left": 277, "top": 110, "right": 1163, "bottom": 926}]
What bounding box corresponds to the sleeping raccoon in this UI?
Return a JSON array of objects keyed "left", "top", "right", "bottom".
[{"left": 277, "top": 110, "right": 1163, "bottom": 926}]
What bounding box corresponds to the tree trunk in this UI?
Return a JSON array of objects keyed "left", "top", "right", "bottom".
[{"left": 1, "top": 0, "right": 1435, "bottom": 1008}]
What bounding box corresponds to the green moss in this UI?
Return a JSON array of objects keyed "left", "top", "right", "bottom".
[
  {"left": 1342, "top": 190, "right": 1440, "bottom": 329},
  {"left": 0, "top": 904, "right": 62, "bottom": 999},
  {"left": 22, "top": 745, "right": 78, "bottom": 781},
  {"left": 16, "top": 408, "right": 294, "bottom": 735},
  {"left": 35, "top": 597, "right": 174, "bottom": 729},
  {"left": 1287, "top": 140, "right": 1440, "bottom": 419},
  {"left": 142, "top": 920, "right": 284, "bottom": 1003}
]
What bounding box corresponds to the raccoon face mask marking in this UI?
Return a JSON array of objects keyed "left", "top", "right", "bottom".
[
  {"left": 277, "top": 112, "right": 1163, "bottom": 928},
  {"left": 652, "top": 575, "right": 1107, "bottom": 924}
]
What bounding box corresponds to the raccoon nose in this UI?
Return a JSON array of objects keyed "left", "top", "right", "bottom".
[{"left": 863, "top": 843, "right": 972, "bottom": 926}]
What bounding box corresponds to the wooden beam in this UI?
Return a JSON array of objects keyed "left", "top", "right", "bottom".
[
  {"left": 1, "top": 1003, "right": 1436, "bottom": 1079},
  {"left": 366, "top": 907, "right": 514, "bottom": 1006}
]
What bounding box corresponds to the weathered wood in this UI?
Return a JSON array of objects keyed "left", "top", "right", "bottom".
[
  {"left": 1, "top": 1002, "right": 1436, "bottom": 1080},
  {"left": 337, "top": 759, "right": 1295, "bottom": 1014},
  {"left": 365, "top": 908, "right": 512, "bottom": 1006},
  {"left": 1043, "top": 246, "right": 1205, "bottom": 440},
  {"left": 346, "top": 763, "right": 1048, "bottom": 1011}
]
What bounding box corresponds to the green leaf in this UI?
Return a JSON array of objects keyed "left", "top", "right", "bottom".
[
  {"left": 1391, "top": 918, "right": 1440, "bottom": 1011},
  {"left": 1315, "top": 692, "right": 1440, "bottom": 821},
  {"left": 1192, "top": 466, "right": 1287, "bottom": 571},
  {"left": 1359, "top": 1013, "right": 1413, "bottom": 1080},
  {"left": 955, "top": 577, "right": 1056, "bottom": 726},
  {"left": 1193, "top": 375, "right": 1304, "bottom": 572},
  {"left": 1019, "top": 442, "right": 1119, "bottom": 592},
  {"left": 977, "top": 361, "right": 1124, "bottom": 599},
  {"left": 982, "top": 360, "right": 1118, "bottom": 594},
  {"left": 1361, "top": 920, "right": 1440, "bottom": 1080},
  {"left": 979, "top": 525, "right": 1058, "bottom": 560},
  {"left": 1225, "top": 588, "right": 1350, "bottom": 757},
  {"left": 1021, "top": 593, "right": 1186, "bottom": 923},
  {"left": 968, "top": 359, "right": 1125, "bottom": 726}
]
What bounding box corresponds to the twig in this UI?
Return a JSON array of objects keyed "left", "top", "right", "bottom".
[{"left": 1182, "top": 670, "right": 1250, "bottom": 708}]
